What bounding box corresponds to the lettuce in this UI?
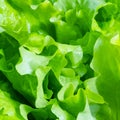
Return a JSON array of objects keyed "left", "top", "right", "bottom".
[{"left": 0, "top": 0, "right": 120, "bottom": 119}]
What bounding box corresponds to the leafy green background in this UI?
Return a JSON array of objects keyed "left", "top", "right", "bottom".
[{"left": 0, "top": 0, "right": 120, "bottom": 119}]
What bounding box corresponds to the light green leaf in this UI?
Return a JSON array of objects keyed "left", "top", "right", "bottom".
[{"left": 91, "top": 35, "right": 120, "bottom": 119}]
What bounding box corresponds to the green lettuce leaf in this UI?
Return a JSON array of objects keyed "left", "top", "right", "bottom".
[
  {"left": 0, "top": 74, "right": 33, "bottom": 120},
  {"left": 1, "top": 0, "right": 120, "bottom": 119},
  {"left": 91, "top": 35, "right": 120, "bottom": 119},
  {"left": 58, "top": 83, "right": 86, "bottom": 117}
]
